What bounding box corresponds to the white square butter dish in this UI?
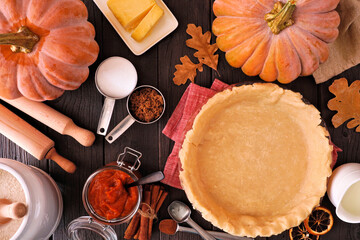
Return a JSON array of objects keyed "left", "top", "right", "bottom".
[{"left": 93, "top": 0, "right": 178, "bottom": 55}]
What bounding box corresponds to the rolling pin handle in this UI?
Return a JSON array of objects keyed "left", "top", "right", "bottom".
[
  {"left": 63, "top": 121, "right": 96, "bottom": 147},
  {"left": 46, "top": 148, "right": 76, "bottom": 174},
  {"left": 0, "top": 200, "right": 27, "bottom": 221}
]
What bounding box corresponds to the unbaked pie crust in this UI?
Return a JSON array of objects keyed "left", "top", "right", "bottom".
[{"left": 179, "top": 83, "right": 333, "bottom": 237}]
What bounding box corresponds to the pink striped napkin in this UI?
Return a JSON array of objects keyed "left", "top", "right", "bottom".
[{"left": 162, "top": 79, "right": 341, "bottom": 189}]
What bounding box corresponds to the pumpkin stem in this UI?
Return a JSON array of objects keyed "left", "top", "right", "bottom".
[
  {"left": 0, "top": 26, "right": 39, "bottom": 53},
  {"left": 265, "top": 0, "right": 296, "bottom": 34}
]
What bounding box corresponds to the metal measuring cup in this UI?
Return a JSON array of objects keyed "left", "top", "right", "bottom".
[
  {"left": 95, "top": 57, "right": 138, "bottom": 135},
  {"left": 105, "top": 85, "right": 165, "bottom": 144}
]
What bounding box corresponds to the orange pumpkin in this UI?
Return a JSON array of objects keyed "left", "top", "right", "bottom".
[
  {"left": 212, "top": 0, "right": 340, "bottom": 83},
  {"left": 0, "top": 0, "right": 99, "bottom": 101}
]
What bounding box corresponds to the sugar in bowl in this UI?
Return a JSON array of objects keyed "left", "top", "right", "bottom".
[{"left": 67, "top": 147, "right": 143, "bottom": 240}]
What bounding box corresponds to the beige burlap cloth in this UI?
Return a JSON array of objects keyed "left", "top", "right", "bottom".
[{"left": 313, "top": 0, "right": 360, "bottom": 84}]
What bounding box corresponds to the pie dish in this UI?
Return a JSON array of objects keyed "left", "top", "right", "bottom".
[{"left": 179, "top": 83, "right": 333, "bottom": 237}]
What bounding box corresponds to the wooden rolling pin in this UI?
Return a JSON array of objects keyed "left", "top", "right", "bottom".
[
  {"left": 1, "top": 97, "right": 95, "bottom": 147},
  {"left": 0, "top": 104, "right": 76, "bottom": 173},
  {"left": 0, "top": 199, "right": 27, "bottom": 224}
]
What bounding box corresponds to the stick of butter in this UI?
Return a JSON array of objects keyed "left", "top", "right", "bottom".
[
  {"left": 107, "top": 0, "right": 155, "bottom": 30},
  {"left": 131, "top": 4, "right": 164, "bottom": 42}
]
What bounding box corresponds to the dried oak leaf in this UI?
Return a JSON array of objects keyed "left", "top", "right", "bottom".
[
  {"left": 328, "top": 78, "right": 360, "bottom": 132},
  {"left": 173, "top": 56, "right": 203, "bottom": 86},
  {"left": 186, "top": 24, "right": 219, "bottom": 71}
]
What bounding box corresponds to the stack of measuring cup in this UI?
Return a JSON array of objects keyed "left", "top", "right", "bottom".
[
  {"left": 96, "top": 57, "right": 138, "bottom": 137},
  {"left": 95, "top": 57, "right": 165, "bottom": 144}
]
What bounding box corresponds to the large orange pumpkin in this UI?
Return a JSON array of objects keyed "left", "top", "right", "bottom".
[
  {"left": 0, "top": 0, "right": 99, "bottom": 101},
  {"left": 212, "top": 0, "right": 340, "bottom": 83}
]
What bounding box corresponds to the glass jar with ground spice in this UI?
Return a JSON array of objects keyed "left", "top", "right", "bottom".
[{"left": 106, "top": 85, "right": 165, "bottom": 143}]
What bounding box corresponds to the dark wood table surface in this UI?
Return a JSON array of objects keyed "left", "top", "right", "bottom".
[{"left": 1, "top": 0, "right": 360, "bottom": 239}]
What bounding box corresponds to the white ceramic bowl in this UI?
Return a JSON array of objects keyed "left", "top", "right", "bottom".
[
  {"left": 0, "top": 158, "right": 63, "bottom": 240},
  {"left": 327, "top": 163, "right": 360, "bottom": 223}
]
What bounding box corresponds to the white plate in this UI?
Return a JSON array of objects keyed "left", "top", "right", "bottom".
[{"left": 93, "top": 0, "right": 178, "bottom": 55}]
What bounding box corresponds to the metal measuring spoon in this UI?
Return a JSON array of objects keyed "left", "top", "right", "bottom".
[
  {"left": 95, "top": 57, "right": 137, "bottom": 135},
  {"left": 159, "top": 219, "right": 252, "bottom": 240},
  {"left": 125, "top": 171, "right": 164, "bottom": 188},
  {"left": 168, "top": 201, "right": 216, "bottom": 240}
]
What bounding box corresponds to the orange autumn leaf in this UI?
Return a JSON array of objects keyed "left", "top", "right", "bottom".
[
  {"left": 186, "top": 24, "right": 219, "bottom": 71},
  {"left": 173, "top": 56, "right": 203, "bottom": 86},
  {"left": 328, "top": 78, "right": 360, "bottom": 132},
  {"left": 172, "top": 24, "right": 219, "bottom": 86}
]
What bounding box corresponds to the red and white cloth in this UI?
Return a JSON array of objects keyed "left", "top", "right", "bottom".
[
  {"left": 162, "top": 79, "right": 229, "bottom": 189},
  {"left": 162, "top": 79, "right": 341, "bottom": 189}
]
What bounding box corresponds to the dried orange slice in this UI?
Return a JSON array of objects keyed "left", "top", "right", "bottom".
[
  {"left": 304, "top": 206, "right": 334, "bottom": 235},
  {"left": 289, "top": 223, "right": 319, "bottom": 240}
]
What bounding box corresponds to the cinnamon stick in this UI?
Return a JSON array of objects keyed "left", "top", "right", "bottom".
[
  {"left": 151, "top": 185, "right": 161, "bottom": 206},
  {"left": 156, "top": 189, "right": 164, "bottom": 203},
  {"left": 155, "top": 191, "right": 168, "bottom": 213},
  {"left": 147, "top": 185, "right": 161, "bottom": 239},
  {"left": 124, "top": 212, "right": 141, "bottom": 239},
  {"left": 124, "top": 185, "right": 146, "bottom": 239},
  {"left": 148, "top": 188, "right": 168, "bottom": 239},
  {"left": 124, "top": 185, "right": 168, "bottom": 240},
  {"left": 134, "top": 228, "right": 140, "bottom": 239},
  {"left": 150, "top": 190, "right": 168, "bottom": 238},
  {"left": 139, "top": 189, "right": 151, "bottom": 240}
]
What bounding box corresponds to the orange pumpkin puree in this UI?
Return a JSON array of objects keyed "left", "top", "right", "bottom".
[{"left": 88, "top": 169, "right": 138, "bottom": 220}]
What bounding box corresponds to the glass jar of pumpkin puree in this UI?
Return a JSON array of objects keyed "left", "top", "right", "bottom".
[{"left": 67, "top": 147, "right": 142, "bottom": 240}]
